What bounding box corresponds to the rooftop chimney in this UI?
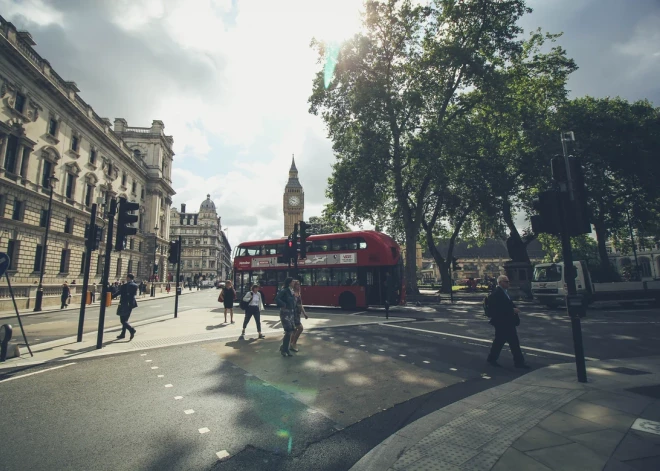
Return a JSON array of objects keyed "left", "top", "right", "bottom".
[{"left": 181, "top": 203, "right": 186, "bottom": 213}]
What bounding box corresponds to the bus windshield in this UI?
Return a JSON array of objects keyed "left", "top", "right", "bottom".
[{"left": 533, "top": 265, "right": 562, "bottom": 282}]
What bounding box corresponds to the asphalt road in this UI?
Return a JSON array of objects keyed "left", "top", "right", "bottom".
[{"left": 0, "top": 299, "right": 658, "bottom": 471}]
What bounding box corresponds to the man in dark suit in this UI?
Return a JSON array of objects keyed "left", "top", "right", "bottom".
[
  {"left": 487, "top": 275, "right": 529, "bottom": 368},
  {"left": 113, "top": 273, "right": 139, "bottom": 340}
]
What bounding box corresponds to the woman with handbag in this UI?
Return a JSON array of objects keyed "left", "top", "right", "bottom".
[
  {"left": 274, "top": 277, "right": 296, "bottom": 357},
  {"left": 241, "top": 284, "right": 265, "bottom": 339},
  {"left": 289, "top": 280, "right": 308, "bottom": 352},
  {"left": 218, "top": 280, "right": 236, "bottom": 324},
  {"left": 60, "top": 282, "right": 71, "bottom": 309}
]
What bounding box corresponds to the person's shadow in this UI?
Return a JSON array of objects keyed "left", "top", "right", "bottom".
[{"left": 206, "top": 323, "right": 229, "bottom": 330}]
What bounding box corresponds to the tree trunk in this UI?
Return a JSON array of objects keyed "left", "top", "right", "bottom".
[
  {"left": 404, "top": 226, "right": 419, "bottom": 295},
  {"left": 502, "top": 199, "right": 531, "bottom": 264}
]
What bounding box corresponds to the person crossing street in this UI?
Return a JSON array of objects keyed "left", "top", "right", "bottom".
[
  {"left": 486, "top": 275, "right": 529, "bottom": 368},
  {"left": 113, "top": 273, "right": 139, "bottom": 341}
]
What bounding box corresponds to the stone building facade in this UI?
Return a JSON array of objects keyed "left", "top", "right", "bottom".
[
  {"left": 283, "top": 156, "right": 304, "bottom": 236},
  {"left": 169, "top": 195, "right": 232, "bottom": 283},
  {"left": 0, "top": 17, "right": 174, "bottom": 308}
]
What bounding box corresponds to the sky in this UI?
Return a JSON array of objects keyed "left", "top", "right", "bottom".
[{"left": 1, "top": 0, "right": 659, "bottom": 249}]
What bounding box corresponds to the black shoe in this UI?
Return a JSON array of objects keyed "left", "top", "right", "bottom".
[
  {"left": 116, "top": 335, "right": 126, "bottom": 339},
  {"left": 487, "top": 359, "right": 501, "bottom": 367},
  {"left": 515, "top": 363, "right": 531, "bottom": 369},
  {"left": 129, "top": 330, "right": 136, "bottom": 341}
]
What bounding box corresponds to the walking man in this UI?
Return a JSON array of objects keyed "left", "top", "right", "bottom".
[
  {"left": 113, "top": 273, "right": 139, "bottom": 340},
  {"left": 486, "top": 275, "right": 529, "bottom": 368}
]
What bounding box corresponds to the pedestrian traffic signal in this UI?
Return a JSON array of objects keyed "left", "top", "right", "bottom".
[
  {"left": 452, "top": 257, "right": 462, "bottom": 271},
  {"left": 291, "top": 223, "right": 299, "bottom": 257},
  {"left": 85, "top": 224, "right": 104, "bottom": 251},
  {"left": 551, "top": 155, "right": 591, "bottom": 236},
  {"left": 531, "top": 190, "right": 562, "bottom": 235},
  {"left": 168, "top": 240, "right": 180, "bottom": 264},
  {"left": 115, "top": 197, "right": 139, "bottom": 251},
  {"left": 299, "top": 220, "right": 309, "bottom": 259}
]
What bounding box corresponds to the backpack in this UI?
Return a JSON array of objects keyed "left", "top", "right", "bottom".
[{"left": 483, "top": 295, "right": 493, "bottom": 318}]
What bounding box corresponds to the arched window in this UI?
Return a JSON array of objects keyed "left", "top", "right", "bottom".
[{"left": 639, "top": 257, "right": 652, "bottom": 278}]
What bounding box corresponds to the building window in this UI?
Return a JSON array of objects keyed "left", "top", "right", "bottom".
[
  {"left": 64, "top": 217, "right": 73, "bottom": 234},
  {"left": 6, "top": 240, "right": 19, "bottom": 270},
  {"left": 40, "top": 208, "right": 48, "bottom": 227},
  {"left": 96, "top": 255, "right": 103, "bottom": 275},
  {"left": 136, "top": 261, "right": 141, "bottom": 276},
  {"left": 14, "top": 93, "right": 26, "bottom": 113},
  {"left": 131, "top": 181, "right": 137, "bottom": 194},
  {"left": 116, "top": 258, "right": 122, "bottom": 277},
  {"left": 34, "top": 245, "right": 43, "bottom": 272},
  {"left": 139, "top": 241, "right": 143, "bottom": 252},
  {"left": 71, "top": 134, "right": 80, "bottom": 152},
  {"left": 48, "top": 117, "right": 58, "bottom": 136},
  {"left": 41, "top": 159, "right": 54, "bottom": 188},
  {"left": 80, "top": 252, "right": 86, "bottom": 274},
  {"left": 4, "top": 134, "right": 19, "bottom": 174},
  {"left": 107, "top": 163, "right": 113, "bottom": 177},
  {"left": 12, "top": 200, "right": 23, "bottom": 221},
  {"left": 127, "top": 260, "right": 133, "bottom": 274},
  {"left": 65, "top": 173, "right": 76, "bottom": 199},
  {"left": 121, "top": 173, "right": 127, "bottom": 187},
  {"left": 19, "top": 147, "right": 29, "bottom": 178},
  {"left": 89, "top": 149, "right": 97, "bottom": 165},
  {"left": 85, "top": 184, "right": 94, "bottom": 207},
  {"left": 140, "top": 188, "right": 145, "bottom": 200},
  {"left": 59, "top": 249, "right": 71, "bottom": 273}
]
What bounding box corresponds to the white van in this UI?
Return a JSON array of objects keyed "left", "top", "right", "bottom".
[{"left": 531, "top": 261, "right": 589, "bottom": 307}]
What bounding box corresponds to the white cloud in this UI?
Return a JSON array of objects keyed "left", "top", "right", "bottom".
[{"left": 0, "top": 0, "right": 63, "bottom": 26}]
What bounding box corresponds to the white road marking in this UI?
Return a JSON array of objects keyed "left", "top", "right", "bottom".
[
  {"left": 381, "top": 323, "right": 600, "bottom": 361},
  {"left": 0, "top": 363, "right": 76, "bottom": 384},
  {"left": 216, "top": 450, "right": 230, "bottom": 460},
  {"left": 450, "top": 368, "right": 458, "bottom": 371},
  {"left": 151, "top": 366, "right": 159, "bottom": 370},
  {"left": 244, "top": 373, "right": 253, "bottom": 377},
  {"left": 399, "top": 354, "right": 406, "bottom": 357},
  {"left": 158, "top": 375, "right": 164, "bottom": 378},
  {"left": 146, "top": 360, "right": 153, "bottom": 363},
  {"left": 423, "top": 361, "right": 430, "bottom": 364},
  {"left": 165, "top": 384, "right": 173, "bottom": 388},
  {"left": 344, "top": 340, "right": 349, "bottom": 343},
  {"left": 140, "top": 353, "right": 147, "bottom": 356},
  {"left": 199, "top": 427, "right": 210, "bottom": 434},
  {"left": 378, "top": 349, "right": 385, "bottom": 352},
  {"left": 483, "top": 376, "right": 491, "bottom": 379},
  {"left": 184, "top": 409, "right": 195, "bottom": 415},
  {"left": 174, "top": 396, "right": 183, "bottom": 400},
  {"left": 360, "top": 344, "right": 366, "bottom": 347}
]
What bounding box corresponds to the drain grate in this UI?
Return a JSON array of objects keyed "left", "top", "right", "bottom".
[
  {"left": 604, "top": 367, "right": 651, "bottom": 376},
  {"left": 626, "top": 384, "right": 660, "bottom": 399}
]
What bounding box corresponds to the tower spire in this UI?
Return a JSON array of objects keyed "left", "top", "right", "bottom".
[{"left": 290, "top": 154, "right": 297, "bottom": 172}]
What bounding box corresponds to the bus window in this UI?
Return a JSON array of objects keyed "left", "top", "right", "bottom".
[
  {"left": 276, "top": 270, "right": 287, "bottom": 287},
  {"left": 257, "top": 270, "right": 278, "bottom": 286},
  {"left": 334, "top": 267, "right": 358, "bottom": 285},
  {"left": 263, "top": 244, "right": 278, "bottom": 255},
  {"left": 247, "top": 247, "right": 260, "bottom": 256},
  {"left": 311, "top": 239, "right": 329, "bottom": 252},
  {"left": 314, "top": 268, "right": 331, "bottom": 286},
  {"left": 251, "top": 270, "right": 265, "bottom": 286},
  {"left": 298, "top": 268, "right": 311, "bottom": 286},
  {"left": 331, "top": 238, "right": 350, "bottom": 251},
  {"left": 357, "top": 237, "right": 367, "bottom": 249}
]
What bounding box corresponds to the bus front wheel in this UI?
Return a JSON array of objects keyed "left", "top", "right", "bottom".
[{"left": 339, "top": 292, "right": 357, "bottom": 311}]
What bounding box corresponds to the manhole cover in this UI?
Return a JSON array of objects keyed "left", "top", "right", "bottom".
[
  {"left": 626, "top": 384, "right": 660, "bottom": 399},
  {"left": 605, "top": 367, "right": 651, "bottom": 376}
]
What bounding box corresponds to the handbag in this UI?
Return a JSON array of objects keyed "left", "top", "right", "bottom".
[
  {"left": 218, "top": 291, "right": 224, "bottom": 302},
  {"left": 239, "top": 292, "right": 252, "bottom": 310}
]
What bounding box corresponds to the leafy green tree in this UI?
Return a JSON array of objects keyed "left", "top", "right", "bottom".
[
  {"left": 307, "top": 207, "right": 350, "bottom": 235},
  {"left": 310, "top": 0, "right": 532, "bottom": 293}
]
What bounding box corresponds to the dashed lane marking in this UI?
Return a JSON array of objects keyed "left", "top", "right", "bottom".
[
  {"left": 0, "top": 363, "right": 76, "bottom": 384},
  {"left": 146, "top": 360, "right": 153, "bottom": 363},
  {"left": 140, "top": 354, "right": 147, "bottom": 356},
  {"left": 199, "top": 427, "right": 210, "bottom": 434},
  {"left": 216, "top": 450, "right": 230, "bottom": 460},
  {"left": 184, "top": 410, "right": 195, "bottom": 415},
  {"left": 165, "top": 384, "right": 173, "bottom": 388},
  {"left": 158, "top": 375, "right": 164, "bottom": 378},
  {"left": 380, "top": 323, "right": 600, "bottom": 361},
  {"left": 450, "top": 368, "right": 458, "bottom": 371},
  {"left": 174, "top": 396, "right": 183, "bottom": 400},
  {"left": 423, "top": 361, "right": 430, "bottom": 364},
  {"left": 151, "top": 366, "right": 159, "bottom": 369}
]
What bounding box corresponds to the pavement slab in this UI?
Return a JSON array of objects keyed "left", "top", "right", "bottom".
[
  {"left": 526, "top": 442, "right": 610, "bottom": 471},
  {"left": 491, "top": 448, "right": 553, "bottom": 471},
  {"left": 511, "top": 425, "right": 574, "bottom": 452},
  {"left": 568, "top": 429, "right": 626, "bottom": 458}
]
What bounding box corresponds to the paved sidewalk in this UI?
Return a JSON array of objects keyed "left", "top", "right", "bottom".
[
  {"left": 0, "top": 288, "right": 200, "bottom": 320},
  {"left": 351, "top": 356, "right": 660, "bottom": 471},
  {"left": 0, "top": 307, "right": 414, "bottom": 369}
]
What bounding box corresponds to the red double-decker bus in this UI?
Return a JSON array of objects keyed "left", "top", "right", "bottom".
[{"left": 232, "top": 231, "right": 405, "bottom": 310}]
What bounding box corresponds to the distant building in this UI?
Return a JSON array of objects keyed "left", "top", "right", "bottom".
[
  {"left": 169, "top": 195, "right": 231, "bottom": 283},
  {"left": 606, "top": 239, "right": 660, "bottom": 280},
  {"left": 283, "top": 155, "right": 304, "bottom": 236},
  {"left": 420, "top": 239, "right": 546, "bottom": 282}
]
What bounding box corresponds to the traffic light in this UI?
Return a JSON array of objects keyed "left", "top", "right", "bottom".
[
  {"left": 452, "top": 257, "right": 462, "bottom": 271},
  {"left": 551, "top": 155, "right": 591, "bottom": 236},
  {"left": 85, "top": 224, "right": 104, "bottom": 251},
  {"left": 278, "top": 236, "right": 295, "bottom": 264},
  {"left": 299, "top": 220, "right": 309, "bottom": 259},
  {"left": 531, "top": 190, "right": 562, "bottom": 235},
  {"left": 168, "top": 240, "right": 180, "bottom": 263},
  {"left": 115, "top": 197, "right": 139, "bottom": 251},
  {"left": 291, "top": 223, "right": 299, "bottom": 258}
]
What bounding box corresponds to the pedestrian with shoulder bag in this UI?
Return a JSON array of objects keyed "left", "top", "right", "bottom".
[{"left": 241, "top": 284, "right": 265, "bottom": 339}]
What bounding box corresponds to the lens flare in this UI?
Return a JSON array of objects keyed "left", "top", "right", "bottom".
[{"left": 324, "top": 42, "right": 341, "bottom": 88}]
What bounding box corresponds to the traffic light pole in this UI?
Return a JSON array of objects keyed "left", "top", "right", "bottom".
[
  {"left": 97, "top": 198, "right": 117, "bottom": 350},
  {"left": 174, "top": 235, "right": 181, "bottom": 318},
  {"left": 77, "top": 203, "right": 97, "bottom": 342}
]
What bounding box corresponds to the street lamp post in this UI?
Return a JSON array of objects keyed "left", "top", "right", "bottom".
[
  {"left": 33, "top": 175, "right": 58, "bottom": 312},
  {"left": 151, "top": 226, "right": 158, "bottom": 297}
]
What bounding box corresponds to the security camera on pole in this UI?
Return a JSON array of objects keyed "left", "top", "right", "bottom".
[{"left": 530, "top": 131, "right": 591, "bottom": 383}]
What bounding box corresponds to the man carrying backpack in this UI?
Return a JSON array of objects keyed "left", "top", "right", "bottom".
[{"left": 485, "top": 275, "right": 529, "bottom": 369}]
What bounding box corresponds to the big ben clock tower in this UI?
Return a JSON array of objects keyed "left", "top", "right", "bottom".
[{"left": 283, "top": 155, "right": 304, "bottom": 236}]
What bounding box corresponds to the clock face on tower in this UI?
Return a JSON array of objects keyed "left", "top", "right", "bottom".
[{"left": 288, "top": 196, "right": 300, "bottom": 207}]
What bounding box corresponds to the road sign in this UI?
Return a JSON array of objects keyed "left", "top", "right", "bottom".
[{"left": 0, "top": 252, "right": 10, "bottom": 278}]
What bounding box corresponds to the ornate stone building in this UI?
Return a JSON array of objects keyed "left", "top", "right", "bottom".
[
  {"left": 283, "top": 155, "right": 304, "bottom": 236},
  {"left": 0, "top": 17, "right": 175, "bottom": 309},
  {"left": 169, "top": 195, "right": 232, "bottom": 283}
]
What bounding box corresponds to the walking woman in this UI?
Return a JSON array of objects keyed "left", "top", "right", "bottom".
[
  {"left": 275, "top": 277, "right": 296, "bottom": 357},
  {"left": 241, "top": 284, "right": 266, "bottom": 339},
  {"left": 60, "top": 282, "right": 71, "bottom": 309},
  {"left": 289, "top": 280, "right": 308, "bottom": 352},
  {"left": 219, "top": 280, "right": 236, "bottom": 324}
]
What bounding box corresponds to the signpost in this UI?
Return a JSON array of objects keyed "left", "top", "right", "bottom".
[{"left": 0, "top": 252, "right": 33, "bottom": 358}]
